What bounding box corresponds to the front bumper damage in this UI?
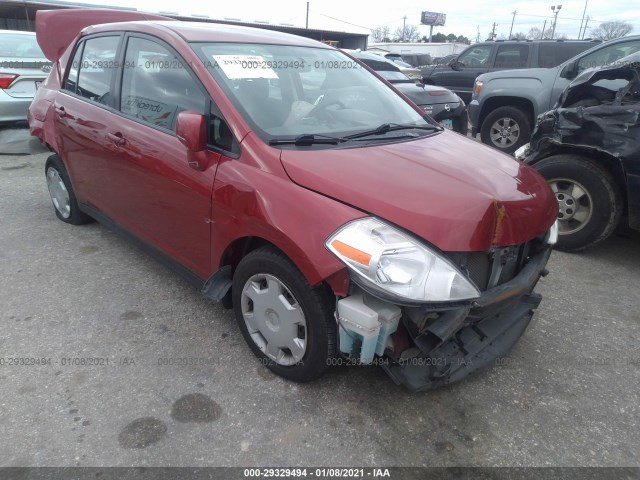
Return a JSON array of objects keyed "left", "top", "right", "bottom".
[{"left": 337, "top": 243, "right": 552, "bottom": 391}]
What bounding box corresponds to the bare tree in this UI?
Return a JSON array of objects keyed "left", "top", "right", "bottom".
[
  {"left": 590, "top": 21, "right": 633, "bottom": 41},
  {"left": 393, "top": 24, "right": 420, "bottom": 42},
  {"left": 511, "top": 32, "right": 527, "bottom": 40},
  {"left": 370, "top": 26, "right": 391, "bottom": 43},
  {"left": 527, "top": 27, "right": 542, "bottom": 40}
]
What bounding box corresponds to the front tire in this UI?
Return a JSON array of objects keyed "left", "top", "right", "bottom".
[
  {"left": 232, "top": 246, "right": 336, "bottom": 383},
  {"left": 533, "top": 154, "right": 623, "bottom": 252},
  {"left": 481, "top": 106, "right": 531, "bottom": 154},
  {"left": 45, "top": 155, "right": 92, "bottom": 225}
]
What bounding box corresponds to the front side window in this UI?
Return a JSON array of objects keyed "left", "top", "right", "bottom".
[
  {"left": 76, "top": 36, "right": 120, "bottom": 105},
  {"left": 191, "top": 43, "right": 430, "bottom": 142},
  {"left": 457, "top": 46, "right": 492, "bottom": 67},
  {"left": 577, "top": 40, "right": 640, "bottom": 73},
  {"left": 120, "top": 37, "right": 205, "bottom": 131}
]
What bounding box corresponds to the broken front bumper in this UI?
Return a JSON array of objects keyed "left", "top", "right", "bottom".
[{"left": 382, "top": 246, "right": 552, "bottom": 391}]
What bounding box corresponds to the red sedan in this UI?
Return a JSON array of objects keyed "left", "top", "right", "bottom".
[{"left": 29, "top": 10, "right": 558, "bottom": 390}]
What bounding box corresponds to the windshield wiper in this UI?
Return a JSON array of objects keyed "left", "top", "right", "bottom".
[
  {"left": 344, "top": 123, "right": 442, "bottom": 140},
  {"left": 268, "top": 134, "right": 346, "bottom": 146}
]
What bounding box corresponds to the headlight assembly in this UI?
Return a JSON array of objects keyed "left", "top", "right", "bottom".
[{"left": 326, "top": 218, "right": 480, "bottom": 303}]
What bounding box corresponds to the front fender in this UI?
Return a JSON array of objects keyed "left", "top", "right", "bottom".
[{"left": 210, "top": 157, "right": 365, "bottom": 288}]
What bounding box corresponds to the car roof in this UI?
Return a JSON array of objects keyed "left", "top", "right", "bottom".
[
  {"left": 345, "top": 49, "right": 399, "bottom": 65},
  {"left": 86, "top": 20, "right": 332, "bottom": 49},
  {"left": 0, "top": 30, "right": 35, "bottom": 35}
]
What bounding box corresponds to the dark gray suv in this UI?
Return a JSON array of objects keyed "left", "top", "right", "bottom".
[{"left": 422, "top": 39, "right": 600, "bottom": 104}]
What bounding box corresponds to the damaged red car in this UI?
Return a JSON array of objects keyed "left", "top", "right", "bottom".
[{"left": 29, "top": 10, "right": 558, "bottom": 391}]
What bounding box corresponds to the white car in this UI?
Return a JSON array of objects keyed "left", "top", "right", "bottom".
[{"left": 0, "top": 30, "right": 50, "bottom": 125}]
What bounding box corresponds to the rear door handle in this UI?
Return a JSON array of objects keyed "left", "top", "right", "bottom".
[
  {"left": 54, "top": 106, "right": 66, "bottom": 118},
  {"left": 106, "top": 132, "right": 126, "bottom": 147}
]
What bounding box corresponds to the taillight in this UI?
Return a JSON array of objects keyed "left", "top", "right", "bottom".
[{"left": 0, "top": 73, "right": 19, "bottom": 89}]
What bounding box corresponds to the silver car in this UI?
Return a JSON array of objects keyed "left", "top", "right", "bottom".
[{"left": 0, "top": 30, "right": 50, "bottom": 125}]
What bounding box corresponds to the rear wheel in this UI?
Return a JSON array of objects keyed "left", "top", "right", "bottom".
[
  {"left": 232, "top": 246, "right": 336, "bottom": 382},
  {"left": 45, "top": 155, "right": 92, "bottom": 225},
  {"left": 480, "top": 106, "right": 531, "bottom": 154},
  {"left": 533, "top": 154, "right": 623, "bottom": 251}
]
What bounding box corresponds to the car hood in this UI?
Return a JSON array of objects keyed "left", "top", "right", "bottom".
[
  {"left": 392, "top": 82, "right": 459, "bottom": 105},
  {"left": 477, "top": 66, "right": 558, "bottom": 83},
  {"left": 280, "top": 131, "right": 557, "bottom": 252}
]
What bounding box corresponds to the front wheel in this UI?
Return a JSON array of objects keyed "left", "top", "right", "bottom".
[
  {"left": 533, "top": 154, "right": 623, "bottom": 252},
  {"left": 232, "top": 246, "right": 336, "bottom": 382},
  {"left": 480, "top": 106, "right": 531, "bottom": 154}
]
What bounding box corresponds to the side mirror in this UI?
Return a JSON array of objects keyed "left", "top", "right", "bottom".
[
  {"left": 450, "top": 60, "right": 463, "bottom": 71},
  {"left": 561, "top": 60, "right": 578, "bottom": 80},
  {"left": 176, "top": 111, "right": 208, "bottom": 170}
]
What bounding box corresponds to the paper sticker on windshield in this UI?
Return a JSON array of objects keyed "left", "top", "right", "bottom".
[{"left": 212, "top": 55, "right": 278, "bottom": 79}]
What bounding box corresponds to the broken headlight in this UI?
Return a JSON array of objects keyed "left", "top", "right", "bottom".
[{"left": 326, "top": 218, "right": 480, "bottom": 303}]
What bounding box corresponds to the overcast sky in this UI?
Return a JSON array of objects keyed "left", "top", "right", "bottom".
[{"left": 61, "top": 0, "right": 639, "bottom": 41}]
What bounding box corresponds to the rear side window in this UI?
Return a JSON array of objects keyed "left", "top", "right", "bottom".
[
  {"left": 75, "top": 36, "right": 120, "bottom": 105},
  {"left": 538, "top": 43, "right": 594, "bottom": 68},
  {"left": 494, "top": 45, "right": 529, "bottom": 68},
  {"left": 120, "top": 37, "right": 205, "bottom": 131}
]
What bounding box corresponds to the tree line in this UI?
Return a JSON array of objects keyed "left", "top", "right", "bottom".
[{"left": 371, "top": 20, "right": 633, "bottom": 44}]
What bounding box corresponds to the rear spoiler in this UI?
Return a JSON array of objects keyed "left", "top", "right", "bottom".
[{"left": 35, "top": 9, "right": 173, "bottom": 62}]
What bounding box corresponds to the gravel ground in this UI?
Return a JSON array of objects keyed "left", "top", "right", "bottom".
[{"left": 0, "top": 149, "right": 638, "bottom": 468}]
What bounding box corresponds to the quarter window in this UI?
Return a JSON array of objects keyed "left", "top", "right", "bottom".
[
  {"left": 120, "top": 37, "right": 205, "bottom": 131},
  {"left": 75, "top": 36, "right": 120, "bottom": 105},
  {"left": 65, "top": 43, "right": 83, "bottom": 93}
]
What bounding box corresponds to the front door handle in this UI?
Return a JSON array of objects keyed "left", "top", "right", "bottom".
[{"left": 106, "top": 132, "right": 126, "bottom": 147}]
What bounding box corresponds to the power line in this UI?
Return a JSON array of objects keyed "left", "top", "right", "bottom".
[{"left": 313, "top": 10, "right": 374, "bottom": 30}]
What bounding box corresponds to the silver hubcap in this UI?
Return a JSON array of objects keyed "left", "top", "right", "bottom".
[
  {"left": 490, "top": 117, "right": 520, "bottom": 148},
  {"left": 46, "top": 167, "right": 71, "bottom": 219},
  {"left": 241, "top": 274, "right": 307, "bottom": 366},
  {"left": 549, "top": 178, "right": 593, "bottom": 235}
]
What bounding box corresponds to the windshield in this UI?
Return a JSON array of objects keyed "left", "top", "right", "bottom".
[
  {"left": 0, "top": 34, "right": 44, "bottom": 58},
  {"left": 191, "top": 43, "right": 429, "bottom": 142}
]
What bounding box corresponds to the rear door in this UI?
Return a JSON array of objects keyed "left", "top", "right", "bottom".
[
  {"left": 54, "top": 34, "right": 123, "bottom": 207},
  {"left": 102, "top": 34, "right": 227, "bottom": 278}
]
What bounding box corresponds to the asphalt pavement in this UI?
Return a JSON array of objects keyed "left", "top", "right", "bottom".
[{"left": 0, "top": 147, "right": 639, "bottom": 468}]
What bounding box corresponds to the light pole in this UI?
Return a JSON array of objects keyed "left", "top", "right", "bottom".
[{"left": 550, "top": 5, "right": 562, "bottom": 39}]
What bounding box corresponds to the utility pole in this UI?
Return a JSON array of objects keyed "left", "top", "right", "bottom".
[
  {"left": 582, "top": 15, "right": 590, "bottom": 39},
  {"left": 578, "top": 0, "right": 589, "bottom": 39},
  {"left": 541, "top": 20, "right": 547, "bottom": 39},
  {"left": 490, "top": 22, "right": 497, "bottom": 40},
  {"left": 306, "top": 2, "right": 309, "bottom": 29},
  {"left": 402, "top": 16, "right": 407, "bottom": 42},
  {"left": 509, "top": 11, "right": 517, "bottom": 39},
  {"left": 476, "top": 25, "right": 480, "bottom": 43},
  {"left": 550, "top": 5, "right": 562, "bottom": 39}
]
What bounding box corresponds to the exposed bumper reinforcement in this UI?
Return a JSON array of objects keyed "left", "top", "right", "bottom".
[{"left": 383, "top": 247, "right": 551, "bottom": 391}]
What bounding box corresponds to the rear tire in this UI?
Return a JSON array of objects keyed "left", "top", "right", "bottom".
[
  {"left": 481, "top": 106, "right": 531, "bottom": 154},
  {"left": 232, "top": 246, "right": 336, "bottom": 383},
  {"left": 44, "top": 155, "right": 92, "bottom": 225},
  {"left": 533, "top": 154, "right": 623, "bottom": 252}
]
